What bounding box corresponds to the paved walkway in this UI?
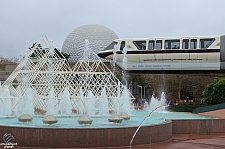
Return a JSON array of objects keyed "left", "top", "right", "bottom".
[
  {"left": 199, "top": 108, "right": 225, "bottom": 118},
  {"left": 144, "top": 133, "right": 225, "bottom": 149},
  {"left": 13, "top": 133, "right": 225, "bottom": 149}
]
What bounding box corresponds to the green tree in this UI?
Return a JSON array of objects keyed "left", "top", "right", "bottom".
[
  {"left": 30, "top": 42, "right": 44, "bottom": 57},
  {"left": 203, "top": 78, "right": 225, "bottom": 105},
  {"left": 54, "top": 48, "right": 70, "bottom": 61},
  {"left": 29, "top": 42, "right": 70, "bottom": 61}
]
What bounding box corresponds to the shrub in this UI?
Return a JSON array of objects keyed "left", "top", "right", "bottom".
[{"left": 203, "top": 78, "right": 225, "bottom": 105}]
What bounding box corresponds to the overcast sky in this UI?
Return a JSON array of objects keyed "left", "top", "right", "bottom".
[{"left": 1, "top": 0, "right": 225, "bottom": 58}]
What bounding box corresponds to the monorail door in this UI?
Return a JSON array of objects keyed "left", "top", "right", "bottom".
[
  {"left": 220, "top": 35, "right": 225, "bottom": 70},
  {"left": 155, "top": 40, "right": 163, "bottom": 60}
]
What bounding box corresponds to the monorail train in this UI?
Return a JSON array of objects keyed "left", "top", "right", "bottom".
[{"left": 98, "top": 35, "right": 225, "bottom": 70}]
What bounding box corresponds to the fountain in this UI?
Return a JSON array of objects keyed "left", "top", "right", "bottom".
[
  {"left": 0, "top": 35, "right": 220, "bottom": 148},
  {"left": 143, "top": 92, "right": 167, "bottom": 111},
  {"left": 0, "top": 36, "right": 132, "bottom": 119},
  {"left": 42, "top": 88, "right": 58, "bottom": 124},
  {"left": 98, "top": 87, "right": 109, "bottom": 116},
  {"left": 122, "top": 46, "right": 127, "bottom": 70},
  {"left": 113, "top": 44, "right": 117, "bottom": 67},
  {"left": 0, "top": 35, "right": 135, "bottom": 126}
]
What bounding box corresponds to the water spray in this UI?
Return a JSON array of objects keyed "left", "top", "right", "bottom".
[{"left": 129, "top": 104, "right": 169, "bottom": 148}]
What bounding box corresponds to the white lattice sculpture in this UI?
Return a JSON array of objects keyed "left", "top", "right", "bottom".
[{"left": 1, "top": 35, "right": 133, "bottom": 116}]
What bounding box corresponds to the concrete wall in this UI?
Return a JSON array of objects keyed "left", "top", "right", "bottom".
[
  {"left": 0, "top": 63, "right": 17, "bottom": 82},
  {"left": 0, "top": 120, "right": 172, "bottom": 148},
  {"left": 172, "top": 119, "right": 225, "bottom": 134}
]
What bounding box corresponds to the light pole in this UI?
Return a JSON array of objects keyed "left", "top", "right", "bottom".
[
  {"left": 144, "top": 87, "right": 146, "bottom": 98},
  {"left": 144, "top": 86, "right": 150, "bottom": 98},
  {"left": 137, "top": 85, "right": 142, "bottom": 99}
]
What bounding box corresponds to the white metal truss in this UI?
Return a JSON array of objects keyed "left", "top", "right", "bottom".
[{"left": 1, "top": 35, "right": 134, "bottom": 113}]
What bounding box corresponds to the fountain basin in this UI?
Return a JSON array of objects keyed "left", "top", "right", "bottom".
[
  {"left": 0, "top": 110, "right": 219, "bottom": 148},
  {"left": 120, "top": 112, "right": 130, "bottom": 120},
  {"left": 18, "top": 114, "right": 33, "bottom": 122},
  {"left": 108, "top": 114, "right": 123, "bottom": 123},
  {"left": 0, "top": 120, "right": 172, "bottom": 148},
  {"left": 42, "top": 115, "right": 58, "bottom": 124},
  {"left": 77, "top": 114, "right": 93, "bottom": 124},
  {"left": 1, "top": 118, "right": 224, "bottom": 148}
]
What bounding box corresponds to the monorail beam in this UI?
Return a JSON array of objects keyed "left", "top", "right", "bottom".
[
  {"left": 102, "top": 62, "right": 225, "bottom": 76},
  {"left": 126, "top": 70, "right": 225, "bottom": 76}
]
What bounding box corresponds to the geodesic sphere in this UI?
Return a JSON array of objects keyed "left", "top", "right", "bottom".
[{"left": 62, "top": 24, "right": 119, "bottom": 62}]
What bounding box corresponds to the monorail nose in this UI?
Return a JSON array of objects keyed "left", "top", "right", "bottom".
[{"left": 97, "top": 52, "right": 110, "bottom": 59}]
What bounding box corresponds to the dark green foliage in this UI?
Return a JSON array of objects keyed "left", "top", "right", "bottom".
[
  {"left": 30, "top": 42, "right": 43, "bottom": 57},
  {"left": 29, "top": 42, "right": 70, "bottom": 61},
  {"left": 167, "top": 104, "right": 204, "bottom": 112},
  {"left": 203, "top": 78, "right": 225, "bottom": 105},
  {"left": 53, "top": 48, "right": 70, "bottom": 61},
  {"left": 61, "top": 52, "right": 70, "bottom": 61}
]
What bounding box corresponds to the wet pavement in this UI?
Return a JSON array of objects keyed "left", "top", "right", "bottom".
[{"left": 13, "top": 133, "right": 225, "bottom": 149}]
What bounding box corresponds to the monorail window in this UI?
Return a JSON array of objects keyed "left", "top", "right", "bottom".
[
  {"left": 156, "top": 40, "right": 162, "bottom": 50},
  {"left": 182, "top": 39, "right": 189, "bottom": 49},
  {"left": 200, "top": 38, "right": 215, "bottom": 48},
  {"left": 190, "top": 39, "right": 197, "bottom": 49},
  {"left": 148, "top": 40, "right": 154, "bottom": 50},
  {"left": 103, "top": 41, "right": 117, "bottom": 51},
  {"left": 165, "top": 40, "right": 180, "bottom": 49},
  {"left": 120, "top": 41, "right": 125, "bottom": 50},
  {"left": 133, "top": 41, "right": 146, "bottom": 50}
]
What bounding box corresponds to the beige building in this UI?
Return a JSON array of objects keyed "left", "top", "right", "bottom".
[{"left": 0, "top": 62, "right": 17, "bottom": 83}]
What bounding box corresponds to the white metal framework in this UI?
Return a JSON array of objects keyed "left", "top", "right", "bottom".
[{"left": 1, "top": 35, "right": 133, "bottom": 113}]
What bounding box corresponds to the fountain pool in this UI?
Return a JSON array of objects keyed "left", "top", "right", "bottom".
[
  {"left": 0, "top": 109, "right": 220, "bottom": 148},
  {"left": 0, "top": 110, "right": 216, "bottom": 128}
]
